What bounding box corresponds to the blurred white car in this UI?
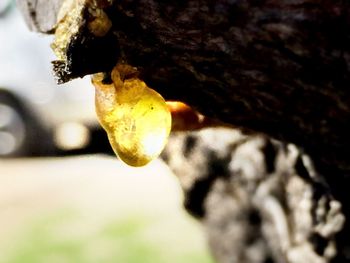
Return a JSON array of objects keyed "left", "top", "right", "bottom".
[{"left": 0, "top": 1, "right": 102, "bottom": 157}]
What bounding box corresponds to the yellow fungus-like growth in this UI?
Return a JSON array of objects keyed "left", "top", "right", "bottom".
[{"left": 92, "top": 65, "right": 171, "bottom": 167}]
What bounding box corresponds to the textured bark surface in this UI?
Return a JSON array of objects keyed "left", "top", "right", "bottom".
[
  {"left": 164, "top": 129, "right": 346, "bottom": 263},
  {"left": 17, "top": 0, "right": 350, "bottom": 262}
]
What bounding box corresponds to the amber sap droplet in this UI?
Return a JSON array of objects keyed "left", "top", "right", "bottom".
[{"left": 92, "top": 67, "right": 171, "bottom": 167}]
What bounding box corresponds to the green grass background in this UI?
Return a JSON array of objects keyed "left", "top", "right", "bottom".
[{"left": 3, "top": 210, "right": 214, "bottom": 263}]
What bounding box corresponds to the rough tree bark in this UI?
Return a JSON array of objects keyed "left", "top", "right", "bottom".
[
  {"left": 164, "top": 129, "right": 345, "bottom": 263},
  {"left": 17, "top": 0, "right": 350, "bottom": 262}
]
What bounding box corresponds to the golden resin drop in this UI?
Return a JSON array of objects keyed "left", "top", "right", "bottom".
[{"left": 92, "top": 65, "right": 171, "bottom": 167}]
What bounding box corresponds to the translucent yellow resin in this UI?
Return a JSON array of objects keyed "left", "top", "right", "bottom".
[{"left": 92, "top": 65, "right": 171, "bottom": 167}]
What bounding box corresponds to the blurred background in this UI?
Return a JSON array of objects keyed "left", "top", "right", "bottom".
[{"left": 0, "top": 1, "right": 214, "bottom": 262}]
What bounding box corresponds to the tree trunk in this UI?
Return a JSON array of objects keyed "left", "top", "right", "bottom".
[{"left": 17, "top": 0, "right": 350, "bottom": 262}]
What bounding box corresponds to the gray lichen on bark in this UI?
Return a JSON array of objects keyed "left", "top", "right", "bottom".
[{"left": 164, "top": 129, "right": 345, "bottom": 263}]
